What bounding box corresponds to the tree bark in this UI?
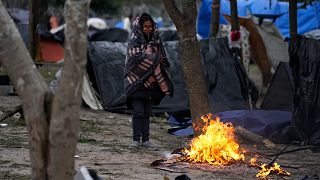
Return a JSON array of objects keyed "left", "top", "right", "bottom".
[
  {"left": 1, "top": 0, "right": 90, "bottom": 179},
  {"left": 289, "top": 0, "right": 297, "bottom": 39},
  {"left": 163, "top": 0, "right": 212, "bottom": 136},
  {"left": 0, "top": 1, "right": 50, "bottom": 179},
  {"left": 29, "top": 0, "right": 48, "bottom": 60},
  {"left": 47, "top": 0, "right": 90, "bottom": 179},
  {"left": 210, "top": 0, "right": 220, "bottom": 38}
]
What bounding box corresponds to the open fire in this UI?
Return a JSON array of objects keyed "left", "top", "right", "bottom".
[
  {"left": 180, "top": 113, "right": 290, "bottom": 178},
  {"left": 250, "top": 158, "right": 291, "bottom": 178},
  {"left": 183, "top": 113, "right": 245, "bottom": 165}
]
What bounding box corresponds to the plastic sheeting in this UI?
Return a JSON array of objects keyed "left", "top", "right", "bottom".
[
  {"left": 87, "top": 37, "right": 251, "bottom": 114},
  {"left": 88, "top": 27, "right": 128, "bottom": 42},
  {"left": 199, "top": 38, "right": 251, "bottom": 112},
  {"left": 197, "top": 0, "right": 320, "bottom": 39},
  {"left": 15, "top": 23, "right": 29, "bottom": 48},
  {"left": 289, "top": 35, "right": 320, "bottom": 145},
  {"left": 260, "top": 62, "right": 294, "bottom": 111},
  {"left": 158, "top": 29, "right": 179, "bottom": 41},
  {"left": 167, "top": 110, "right": 292, "bottom": 143}
]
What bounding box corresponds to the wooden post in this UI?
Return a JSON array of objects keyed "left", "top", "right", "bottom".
[
  {"left": 210, "top": 0, "right": 220, "bottom": 38},
  {"left": 28, "top": 0, "right": 48, "bottom": 60},
  {"left": 230, "top": 0, "right": 239, "bottom": 31},
  {"left": 289, "top": 0, "right": 297, "bottom": 39}
]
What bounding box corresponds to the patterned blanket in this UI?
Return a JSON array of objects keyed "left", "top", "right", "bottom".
[{"left": 124, "top": 17, "right": 173, "bottom": 97}]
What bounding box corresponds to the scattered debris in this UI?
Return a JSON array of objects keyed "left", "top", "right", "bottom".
[
  {"left": 0, "top": 123, "right": 8, "bottom": 127},
  {"left": 107, "top": 115, "right": 115, "bottom": 119},
  {"left": 0, "top": 105, "right": 23, "bottom": 122}
]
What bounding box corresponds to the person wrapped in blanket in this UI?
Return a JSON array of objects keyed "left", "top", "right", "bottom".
[{"left": 124, "top": 13, "right": 173, "bottom": 150}]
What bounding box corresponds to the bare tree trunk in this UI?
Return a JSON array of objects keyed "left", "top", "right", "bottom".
[
  {"left": 1, "top": 0, "right": 90, "bottom": 179},
  {"left": 163, "top": 0, "right": 212, "bottom": 136},
  {"left": 0, "top": 1, "right": 50, "bottom": 179},
  {"left": 29, "top": 0, "right": 48, "bottom": 59},
  {"left": 47, "top": 0, "right": 90, "bottom": 179},
  {"left": 289, "top": 0, "right": 297, "bottom": 39},
  {"left": 210, "top": 0, "right": 220, "bottom": 38}
]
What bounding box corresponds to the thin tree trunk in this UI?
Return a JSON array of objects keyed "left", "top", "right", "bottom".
[
  {"left": 163, "top": 0, "right": 212, "bottom": 136},
  {"left": 29, "top": 0, "right": 48, "bottom": 60},
  {"left": 1, "top": 0, "right": 90, "bottom": 179},
  {"left": 47, "top": 0, "right": 90, "bottom": 179},
  {"left": 289, "top": 0, "right": 297, "bottom": 39},
  {"left": 230, "top": 0, "right": 239, "bottom": 31},
  {"left": 0, "top": 1, "right": 50, "bottom": 179},
  {"left": 210, "top": 0, "right": 220, "bottom": 38}
]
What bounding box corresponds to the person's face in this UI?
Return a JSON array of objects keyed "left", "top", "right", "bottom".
[{"left": 142, "top": 20, "right": 153, "bottom": 36}]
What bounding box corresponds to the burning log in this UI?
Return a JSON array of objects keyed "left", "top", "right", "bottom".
[
  {"left": 250, "top": 158, "right": 290, "bottom": 178},
  {"left": 256, "top": 163, "right": 290, "bottom": 178},
  {"left": 235, "top": 126, "right": 276, "bottom": 149},
  {"left": 183, "top": 114, "right": 245, "bottom": 165}
]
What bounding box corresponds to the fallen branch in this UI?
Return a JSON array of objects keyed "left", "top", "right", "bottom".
[
  {"left": 268, "top": 144, "right": 290, "bottom": 166},
  {"left": 268, "top": 146, "right": 320, "bottom": 157},
  {"left": 235, "top": 126, "right": 276, "bottom": 149},
  {"left": 0, "top": 104, "right": 23, "bottom": 122}
]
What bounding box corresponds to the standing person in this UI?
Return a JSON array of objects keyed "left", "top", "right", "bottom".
[{"left": 124, "top": 13, "right": 173, "bottom": 150}]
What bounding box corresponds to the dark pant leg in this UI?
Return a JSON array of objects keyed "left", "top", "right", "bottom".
[
  {"left": 131, "top": 98, "right": 145, "bottom": 142},
  {"left": 141, "top": 98, "right": 153, "bottom": 142}
]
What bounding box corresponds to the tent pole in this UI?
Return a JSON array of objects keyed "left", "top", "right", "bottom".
[
  {"left": 289, "top": 0, "right": 297, "bottom": 39},
  {"left": 230, "top": 0, "right": 239, "bottom": 31}
]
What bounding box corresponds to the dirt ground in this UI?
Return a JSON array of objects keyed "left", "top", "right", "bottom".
[{"left": 0, "top": 95, "right": 320, "bottom": 180}]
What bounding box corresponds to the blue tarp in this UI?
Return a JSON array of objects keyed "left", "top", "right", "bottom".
[
  {"left": 168, "top": 110, "right": 291, "bottom": 143},
  {"left": 197, "top": 0, "right": 320, "bottom": 39}
]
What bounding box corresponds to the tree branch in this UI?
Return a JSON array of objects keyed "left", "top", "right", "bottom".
[{"left": 162, "top": 0, "right": 184, "bottom": 28}]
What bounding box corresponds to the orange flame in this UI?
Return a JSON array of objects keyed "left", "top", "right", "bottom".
[
  {"left": 256, "top": 163, "right": 290, "bottom": 178},
  {"left": 249, "top": 157, "right": 257, "bottom": 166},
  {"left": 182, "top": 113, "right": 290, "bottom": 178},
  {"left": 250, "top": 157, "right": 290, "bottom": 178},
  {"left": 184, "top": 114, "right": 245, "bottom": 165}
]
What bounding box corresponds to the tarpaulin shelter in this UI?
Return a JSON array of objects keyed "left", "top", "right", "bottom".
[
  {"left": 289, "top": 35, "right": 320, "bottom": 145},
  {"left": 260, "top": 62, "right": 293, "bottom": 111},
  {"left": 7, "top": 8, "right": 29, "bottom": 23},
  {"left": 197, "top": 0, "right": 320, "bottom": 39},
  {"left": 35, "top": 24, "right": 64, "bottom": 63},
  {"left": 87, "top": 37, "right": 252, "bottom": 114}
]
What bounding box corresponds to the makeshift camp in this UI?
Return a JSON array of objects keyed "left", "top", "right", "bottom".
[
  {"left": 87, "top": 37, "right": 253, "bottom": 114},
  {"left": 35, "top": 24, "right": 64, "bottom": 63},
  {"left": 197, "top": 0, "right": 320, "bottom": 39}
]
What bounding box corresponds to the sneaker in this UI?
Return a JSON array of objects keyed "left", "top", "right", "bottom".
[
  {"left": 141, "top": 141, "right": 158, "bottom": 151},
  {"left": 129, "top": 141, "right": 140, "bottom": 149}
]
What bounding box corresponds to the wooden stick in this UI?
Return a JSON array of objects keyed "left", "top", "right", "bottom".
[
  {"left": 235, "top": 126, "right": 276, "bottom": 149},
  {"left": 0, "top": 104, "right": 22, "bottom": 122}
]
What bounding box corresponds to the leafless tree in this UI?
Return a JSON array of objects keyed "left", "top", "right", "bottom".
[
  {"left": 0, "top": 0, "right": 90, "bottom": 179},
  {"left": 162, "top": 0, "right": 212, "bottom": 136}
]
